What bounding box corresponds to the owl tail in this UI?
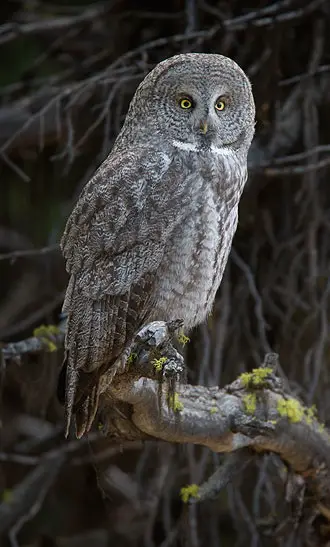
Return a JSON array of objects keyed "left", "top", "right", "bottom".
[
  {"left": 57, "top": 355, "right": 78, "bottom": 437},
  {"left": 74, "top": 381, "right": 100, "bottom": 438},
  {"left": 57, "top": 357, "right": 101, "bottom": 438}
]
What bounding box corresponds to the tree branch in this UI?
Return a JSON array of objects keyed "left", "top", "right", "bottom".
[
  {"left": 95, "top": 321, "right": 330, "bottom": 537},
  {"left": 0, "top": 4, "right": 110, "bottom": 46},
  {"left": 3, "top": 319, "right": 330, "bottom": 539},
  {"left": 2, "top": 320, "right": 65, "bottom": 359},
  {"left": 109, "top": 370, "right": 330, "bottom": 478}
]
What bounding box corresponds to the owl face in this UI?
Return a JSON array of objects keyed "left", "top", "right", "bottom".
[{"left": 130, "top": 53, "right": 255, "bottom": 154}]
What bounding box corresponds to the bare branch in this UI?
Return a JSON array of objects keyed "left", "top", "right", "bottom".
[
  {"left": 223, "top": 0, "right": 325, "bottom": 30},
  {"left": 2, "top": 319, "right": 65, "bottom": 360},
  {"left": 0, "top": 452, "right": 66, "bottom": 535},
  {"left": 0, "top": 3, "right": 110, "bottom": 46},
  {"left": 0, "top": 243, "right": 60, "bottom": 262}
]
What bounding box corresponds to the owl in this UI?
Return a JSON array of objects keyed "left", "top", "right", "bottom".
[{"left": 59, "top": 53, "right": 255, "bottom": 438}]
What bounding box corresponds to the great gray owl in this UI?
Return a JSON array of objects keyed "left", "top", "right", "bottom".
[{"left": 59, "top": 53, "right": 255, "bottom": 438}]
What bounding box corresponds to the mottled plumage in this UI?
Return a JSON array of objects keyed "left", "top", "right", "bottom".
[{"left": 59, "top": 53, "right": 255, "bottom": 437}]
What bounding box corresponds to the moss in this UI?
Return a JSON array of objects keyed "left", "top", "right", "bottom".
[
  {"left": 152, "top": 356, "right": 167, "bottom": 372},
  {"left": 305, "top": 404, "right": 317, "bottom": 424},
  {"left": 243, "top": 393, "right": 257, "bottom": 414},
  {"left": 33, "top": 324, "right": 60, "bottom": 352},
  {"left": 45, "top": 340, "right": 57, "bottom": 352},
  {"left": 168, "top": 392, "right": 184, "bottom": 412},
  {"left": 277, "top": 397, "right": 304, "bottom": 423},
  {"left": 209, "top": 406, "right": 218, "bottom": 414},
  {"left": 127, "top": 352, "right": 137, "bottom": 366},
  {"left": 239, "top": 367, "right": 273, "bottom": 388},
  {"left": 276, "top": 398, "right": 322, "bottom": 428},
  {"left": 180, "top": 484, "right": 200, "bottom": 503},
  {"left": 177, "top": 332, "right": 190, "bottom": 346},
  {"left": 33, "top": 324, "right": 60, "bottom": 336}
]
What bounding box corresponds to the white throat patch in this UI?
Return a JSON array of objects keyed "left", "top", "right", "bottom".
[
  {"left": 172, "top": 140, "right": 198, "bottom": 152},
  {"left": 210, "top": 144, "right": 235, "bottom": 158},
  {"left": 173, "top": 139, "right": 235, "bottom": 159}
]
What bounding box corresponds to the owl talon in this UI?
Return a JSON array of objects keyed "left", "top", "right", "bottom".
[
  {"left": 135, "top": 320, "right": 183, "bottom": 348},
  {"left": 119, "top": 320, "right": 186, "bottom": 382},
  {"left": 160, "top": 349, "right": 185, "bottom": 382}
]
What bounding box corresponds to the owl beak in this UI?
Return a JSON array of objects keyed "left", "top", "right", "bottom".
[{"left": 199, "top": 121, "right": 208, "bottom": 135}]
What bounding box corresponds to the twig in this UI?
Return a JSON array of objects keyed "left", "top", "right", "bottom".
[
  {"left": 266, "top": 145, "right": 330, "bottom": 166},
  {"left": 224, "top": 0, "right": 325, "bottom": 30},
  {"left": 2, "top": 318, "right": 66, "bottom": 360},
  {"left": 279, "top": 64, "right": 330, "bottom": 86},
  {"left": 0, "top": 243, "right": 60, "bottom": 262},
  {"left": 262, "top": 156, "right": 330, "bottom": 176},
  {"left": 0, "top": 291, "right": 65, "bottom": 340},
  {"left": 231, "top": 249, "right": 271, "bottom": 354},
  {"left": 0, "top": 3, "right": 110, "bottom": 46},
  {"left": 0, "top": 452, "right": 66, "bottom": 535}
]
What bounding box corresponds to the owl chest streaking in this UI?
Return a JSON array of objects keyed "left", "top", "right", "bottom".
[
  {"left": 151, "top": 147, "right": 246, "bottom": 328},
  {"left": 59, "top": 52, "right": 255, "bottom": 437}
]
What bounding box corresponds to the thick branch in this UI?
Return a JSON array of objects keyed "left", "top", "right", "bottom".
[
  {"left": 96, "top": 321, "right": 330, "bottom": 521},
  {"left": 110, "top": 375, "right": 330, "bottom": 481}
]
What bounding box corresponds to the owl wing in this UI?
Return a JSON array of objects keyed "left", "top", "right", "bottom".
[{"left": 60, "top": 147, "right": 185, "bottom": 436}]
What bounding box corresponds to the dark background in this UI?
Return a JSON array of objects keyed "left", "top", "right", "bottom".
[{"left": 0, "top": 0, "right": 330, "bottom": 545}]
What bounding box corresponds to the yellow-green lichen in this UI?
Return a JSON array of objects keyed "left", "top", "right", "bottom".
[
  {"left": 318, "top": 422, "right": 325, "bottom": 433},
  {"left": 33, "top": 324, "right": 60, "bottom": 337},
  {"left": 239, "top": 367, "right": 273, "bottom": 388},
  {"left": 33, "top": 324, "right": 60, "bottom": 352},
  {"left": 277, "top": 397, "right": 304, "bottom": 423},
  {"left": 45, "top": 340, "right": 57, "bottom": 352},
  {"left": 243, "top": 393, "right": 257, "bottom": 414},
  {"left": 177, "top": 332, "right": 190, "bottom": 346},
  {"left": 168, "top": 392, "right": 184, "bottom": 412},
  {"left": 209, "top": 406, "right": 218, "bottom": 414},
  {"left": 305, "top": 404, "right": 317, "bottom": 424},
  {"left": 276, "top": 398, "right": 322, "bottom": 427},
  {"left": 127, "top": 352, "right": 137, "bottom": 366},
  {"left": 180, "top": 484, "right": 200, "bottom": 503},
  {"left": 152, "top": 356, "right": 167, "bottom": 372}
]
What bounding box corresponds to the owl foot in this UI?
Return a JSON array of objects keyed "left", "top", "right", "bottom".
[
  {"left": 152, "top": 345, "right": 186, "bottom": 383},
  {"left": 119, "top": 320, "right": 186, "bottom": 383}
]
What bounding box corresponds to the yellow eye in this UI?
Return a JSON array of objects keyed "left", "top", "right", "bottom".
[
  {"left": 215, "top": 99, "right": 226, "bottom": 111},
  {"left": 180, "top": 98, "right": 193, "bottom": 109}
]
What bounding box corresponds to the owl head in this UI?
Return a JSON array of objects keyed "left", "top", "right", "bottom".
[{"left": 122, "top": 53, "right": 255, "bottom": 155}]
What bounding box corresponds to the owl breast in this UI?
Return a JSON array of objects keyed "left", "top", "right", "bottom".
[{"left": 151, "top": 153, "right": 242, "bottom": 329}]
